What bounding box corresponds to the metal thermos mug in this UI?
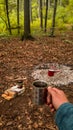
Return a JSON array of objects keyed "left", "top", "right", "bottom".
[{"left": 33, "top": 80, "right": 48, "bottom": 105}]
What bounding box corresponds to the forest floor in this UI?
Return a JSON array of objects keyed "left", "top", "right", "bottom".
[{"left": 0, "top": 31, "right": 73, "bottom": 130}]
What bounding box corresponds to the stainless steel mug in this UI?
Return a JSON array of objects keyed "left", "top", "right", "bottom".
[{"left": 33, "top": 80, "right": 48, "bottom": 105}]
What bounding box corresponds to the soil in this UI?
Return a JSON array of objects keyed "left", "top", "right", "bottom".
[{"left": 0, "top": 31, "right": 73, "bottom": 130}]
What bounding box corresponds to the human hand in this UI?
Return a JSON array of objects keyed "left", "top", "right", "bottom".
[{"left": 47, "top": 87, "right": 69, "bottom": 112}]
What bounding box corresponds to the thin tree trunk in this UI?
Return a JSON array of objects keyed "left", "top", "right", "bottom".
[
  {"left": 44, "top": 0, "right": 48, "bottom": 32},
  {"left": 43, "top": 0, "right": 46, "bottom": 6},
  {"left": 50, "top": 0, "right": 58, "bottom": 36},
  {"left": 20, "top": 0, "right": 23, "bottom": 11},
  {"left": 58, "top": 0, "right": 62, "bottom": 5},
  {"left": 17, "top": 0, "right": 20, "bottom": 34},
  {"left": 39, "top": 0, "right": 43, "bottom": 29},
  {"left": 24, "top": 0, "right": 31, "bottom": 39},
  {"left": 5, "top": 0, "right": 12, "bottom": 34},
  {"left": 30, "top": 0, "right": 33, "bottom": 23},
  {"left": 37, "top": 0, "right": 40, "bottom": 18},
  {"left": 48, "top": 0, "right": 51, "bottom": 8}
]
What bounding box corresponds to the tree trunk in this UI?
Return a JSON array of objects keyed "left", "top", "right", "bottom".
[
  {"left": 50, "top": 0, "right": 58, "bottom": 37},
  {"left": 5, "top": 0, "right": 12, "bottom": 34},
  {"left": 43, "top": 0, "right": 46, "bottom": 6},
  {"left": 30, "top": 0, "right": 33, "bottom": 23},
  {"left": 44, "top": 0, "right": 48, "bottom": 32},
  {"left": 48, "top": 0, "right": 51, "bottom": 8},
  {"left": 39, "top": 0, "right": 43, "bottom": 29},
  {"left": 58, "top": 0, "right": 62, "bottom": 6},
  {"left": 20, "top": 0, "right": 23, "bottom": 11},
  {"left": 37, "top": 0, "right": 40, "bottom": 18},
  {"left": 24, "top": 0, "right": 31, "bottom": 39},
  {"left": 17, "top": 0, "right": 20, "bottom": 34}
]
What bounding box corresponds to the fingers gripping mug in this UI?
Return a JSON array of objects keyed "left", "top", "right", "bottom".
[{"left": 33, "top": 80, "right": 48, "bottom": 105}]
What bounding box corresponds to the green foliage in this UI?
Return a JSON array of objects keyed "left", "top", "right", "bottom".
[
  {"left": 66, "top": 0, "right": 73, "bottom": 24},
  {"left": 31, "top": 1, "right": 39, "bottom": 20},
  {"left": 19, "top": 11, "right": 24, "bottom": 27},
  {"left": 0, "top": 0, "right": 73, "bottom": 36},
  {"left": 9, "top": 10, "right": 17, "bottom": 26},
  {"left": 0, "top": 20, "right": 6, "bottom": 33},
  {"left": 31, "top": 19, "right": 40, "bottom": 35},
  {"left": 0, "top": 2, "right": 7, "bottom": 34},
  {"left": 62, "top": 0, "right": 69, "bottom": 7},
  {"left": 56, "top": 19, "right": 67, "bottom": 31},
  {"left": 56, "top": 6, "right": 68, "bottom": 23}
]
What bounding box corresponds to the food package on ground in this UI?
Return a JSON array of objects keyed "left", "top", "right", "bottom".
[{"left": 2, "top": 85, "right": 25, "bottom": 100}]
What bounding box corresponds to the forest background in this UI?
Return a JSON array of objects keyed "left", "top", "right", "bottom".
[{"left": 0, "top": 0, "right": 73, "bottom": 38}]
